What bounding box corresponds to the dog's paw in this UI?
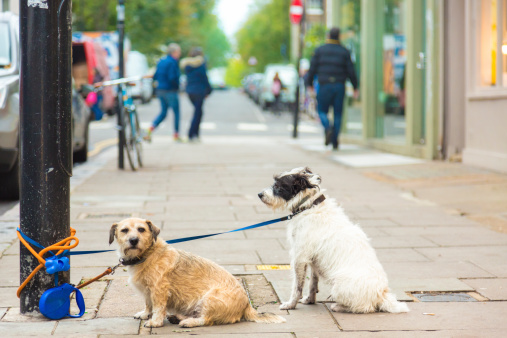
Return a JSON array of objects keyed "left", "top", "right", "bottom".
[
  {"left": 167, "top": 315, "right": 181, "bottom": 325},
  {"left": 330, "top": 304, "right": 343, "bottom": 312},
  {"left": 279, "top": 302, "right": 297, "bottom": 310},
  {"left": 144, "top": 319, "right": 164, "bottom": 328},
  {"left": 134, "top": 311, "right": 151, "bottom": 320},
  {"left": 300, "top": 296, "right": 316, "bottom": 304}
]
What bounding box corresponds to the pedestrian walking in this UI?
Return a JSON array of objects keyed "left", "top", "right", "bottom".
[
  {"left": 180, "top": 47, "right": 212, "bottom": 143},
  {"left": 305, "top": 27, "right": 359, "bottom": 150},
  {"left": 271, "top": 72, "right": 283, "bottom": 114},
  {"left": 145, "top": 43, "right": 182, "bottom": 142}
]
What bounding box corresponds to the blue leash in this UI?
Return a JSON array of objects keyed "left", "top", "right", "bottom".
[
  {"left": 18, "top": 213, "right": 295, "bottom": 257},
  {"left": 17, "top": 213, "right": 296, "bottom": 320}
]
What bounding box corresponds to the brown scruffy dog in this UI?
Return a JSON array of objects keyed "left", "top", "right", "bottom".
[{"left": 109, "top": 218, "right": 286, "bottom": 328}]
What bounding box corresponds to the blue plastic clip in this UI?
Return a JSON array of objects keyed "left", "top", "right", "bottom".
[
  {"left": 45, "top": 256, "right": 70, "bottom": 275},
  {"left": 39, "top": 283, "right": 85, "bottom": 320}
]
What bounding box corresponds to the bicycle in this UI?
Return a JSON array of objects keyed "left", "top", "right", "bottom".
[
  {"left": 117, "top": 81, "right": 143, "bottom": 170},
  {"left": 91, "top": 77, "right": 145, "bottom": 171}
]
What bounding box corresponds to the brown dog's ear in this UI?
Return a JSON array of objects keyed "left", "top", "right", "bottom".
[
  {"left": 109, "top": 223, "right": 118, "bottom": 245},
  {"left": 146, "top": 220, "right": 160, "bottom": 242}
]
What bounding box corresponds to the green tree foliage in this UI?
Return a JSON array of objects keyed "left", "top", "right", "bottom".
[
  {"left": 303, "top": 24, "right": 326, "bottom": 59},
  {"left": 224, "top": 57, "right": 248, "bottom": 87},
  {"left": 72, "top": 0, "right": 230, "bottom": 68},
  {"left": 235, "top": 0, "right": 291, "bottom": 73}
]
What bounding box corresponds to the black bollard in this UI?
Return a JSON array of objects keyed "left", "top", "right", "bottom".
[{"left": 19, "top": 0, "right": 72, "bottom": 313}]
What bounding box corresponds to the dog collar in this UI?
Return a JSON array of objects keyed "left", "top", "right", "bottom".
[
  {"left": 291, "top": 195, "right": 326, "bottom": 216},
  {"left": 120, "top": 257, "right": 146, "bottom": 266}
]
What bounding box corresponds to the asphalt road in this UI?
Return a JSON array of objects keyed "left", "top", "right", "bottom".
[{"left": 0, "top": 89, "right": 323, "bottom": 215}]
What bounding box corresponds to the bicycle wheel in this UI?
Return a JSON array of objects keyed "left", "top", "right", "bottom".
[
  {"left": 132, "top": 108, "right": 143, "bottom": 168},
  {"left": 121, "top": 107, "right": 139, "bottom": 171}
]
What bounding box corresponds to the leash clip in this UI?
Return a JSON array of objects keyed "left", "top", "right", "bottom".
[{"left": 110, "top": 262, "right": 122, "bottom": 275}]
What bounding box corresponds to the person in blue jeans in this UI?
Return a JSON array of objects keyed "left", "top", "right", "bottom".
[
  {"left": 180, "top": 47, "right": 212, "bottom": 142},
  {"left": 146, "top": 43, "right": 181, "bottom": 142},
  {"left": 305, "top": 27, "right": 359, "bottom": 150}
]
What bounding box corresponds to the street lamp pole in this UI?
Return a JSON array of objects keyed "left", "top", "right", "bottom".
[
  {"left": 292, "top": 1, "right": 305, "bottom": 138},
  {"left": 117, "top": 0, "right": 125, "bottom": 169},
  {"left": 19, "top": 0, "right": 72, "bottom": 312}
]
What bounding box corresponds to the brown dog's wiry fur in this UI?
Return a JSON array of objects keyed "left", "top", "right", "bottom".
[{"left": 109, "top": 218, "right": 286, "bottom": 328}]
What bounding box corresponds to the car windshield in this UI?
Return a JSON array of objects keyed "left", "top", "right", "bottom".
[{"left": 0, "top": 23, "right": 11, "bottom": 67}]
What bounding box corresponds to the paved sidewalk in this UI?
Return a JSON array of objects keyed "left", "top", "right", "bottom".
[{"left": 1, "top": 135, "right": 507, "bottom": 337}]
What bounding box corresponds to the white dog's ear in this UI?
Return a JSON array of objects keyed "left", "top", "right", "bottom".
[
  {"left": 109, "top": 223, "right": 118, "bottom": 245},
  {"left": 146, "top": 220, "right": 160, "bottom": 242}
]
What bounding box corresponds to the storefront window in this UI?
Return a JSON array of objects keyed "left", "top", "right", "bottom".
[
  {"left": 478, "top": 0, "right": 507, "bottom": 87},
  {"left": 377, "top": 0, "right": 407, "bottom": 141},
  {"left": 339, "top": 0, "right": 362, "bottom": 136}
]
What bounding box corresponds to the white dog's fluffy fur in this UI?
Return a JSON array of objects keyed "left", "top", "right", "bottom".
[{"left": 258, "top": 167, "right": 409, "bottom": 314}]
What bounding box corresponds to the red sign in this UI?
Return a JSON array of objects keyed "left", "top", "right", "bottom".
[{"left": 290, "top": 0, "right": 303, "bottom": 25}]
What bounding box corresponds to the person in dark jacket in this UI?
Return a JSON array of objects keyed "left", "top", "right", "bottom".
[
  {"left": 180, "top": 47, "right": 212, "bottom": 142},
  {"left": 146, "top": 43, "right": 181, "bottom": 142},
  {"left": 305, "top": 27, "right": 359, "bottom": 150}
]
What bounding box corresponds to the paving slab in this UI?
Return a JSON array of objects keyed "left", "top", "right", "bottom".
[
  {"left": 383, "top": 261, "right": 494, "bottom": 279},
  {"left": 296, "top": 330, "right": 507, "bottom": 337},
  {"left": 375, "top": 248, "right": 430, "bottom": 262},
  {"left": 256, "top": 249, "right": 290, "bottom": 264},
  {"left": 0, "top": 255, "right": 20, "bottom": 287},
  {"left": 54, "top": 317, "right": 140, "bottom": 335},
  {"left": 0, "top": 287, "right": 20, "bottom": 308},
  {"left": 152, "top": 304, "right": 339, "bottom": 335},
  {"left": 2, "top": 307, "right": 50, "bottom": 322},
  {"left": 329, "top": 302, "right": 507, "bottom": 331},
  {"left": 244, "top": 229, "right": 286, "bottom": 239},
  {"left": 97, "top": 278, "right": 145, "bottom": 318},
  {"left": 462, "top": 278, "right": 507, "bottom": 300},
  {"left": 370, "top": 235, "right": 438, "bottom": 248},
  {"left": 416, "top": 246, "right": 507, "bottom": 277},
  {"left": 0, "top": 321, "right": 57, "bottom": 336}
]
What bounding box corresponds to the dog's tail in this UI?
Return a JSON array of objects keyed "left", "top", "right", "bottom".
[
  {"left": 379, "top": 292, "right": 409, "bottom": 313},
  {"left": 242, "top": 305, "right": 286, "bottom": 323}
]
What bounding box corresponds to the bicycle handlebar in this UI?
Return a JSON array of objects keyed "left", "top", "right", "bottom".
[{"left": 93, "top": 75, "right": 152, "bottom": 89}]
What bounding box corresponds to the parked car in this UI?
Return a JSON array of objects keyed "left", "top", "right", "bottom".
[
  {"left": 0, "top": 12, "right": 92, "bottom": 200},
  {"left": 249, "top": 74, "right": 264, "bottom": 103},
  {"left": 126, "top": 51, "right": 153, "bottom": 103},
  {"left": 258, "top": 64, "right": 298, "bottom": 110}
]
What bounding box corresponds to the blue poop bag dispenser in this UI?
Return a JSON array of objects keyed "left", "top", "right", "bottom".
[{"left": 39, "top": 283, "right": 85, "bottom": 320}]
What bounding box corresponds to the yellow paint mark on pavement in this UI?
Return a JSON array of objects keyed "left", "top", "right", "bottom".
[
  {"left": 88, "top": 138, "right": 118, "bottom": 157},
  {"left": 256, "top": 265, "right": 291, "bottom": 270}
]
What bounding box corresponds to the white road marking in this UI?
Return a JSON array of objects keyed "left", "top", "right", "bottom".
[
  {"left": 237, "top": 123, "right": 268, "bottom": 131},
  {"left": 287, "top": 123, "right": 320, "bottom": 133},
  {"left": 200, "top": 122, "right": 217, "bottom": 130}
]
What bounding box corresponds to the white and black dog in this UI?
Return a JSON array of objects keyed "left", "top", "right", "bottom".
[{"left": 258, "top": 167, "right": 409, "bottom": 314}]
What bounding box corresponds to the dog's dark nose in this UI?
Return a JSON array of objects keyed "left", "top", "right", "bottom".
[
  {"left": 129, "top": 237, "right": 139, "bottom": 246},
  {"left": 258, "top": 192, "right": 264, "bottom": 199}
]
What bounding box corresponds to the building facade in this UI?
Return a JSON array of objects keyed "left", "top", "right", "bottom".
[
  {"left": 324, "top": 0, "right": 507, "bottom": 173},
  {"left": 1, "top": 0, "right": 18, "bottom": 14}
]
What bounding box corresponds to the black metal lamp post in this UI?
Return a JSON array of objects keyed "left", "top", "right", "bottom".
[
  {"left": 292, "top": 1, "right": 305, "bottom": 138},
  {"left": 117, "top": 0, "right": 125, "bottom": 169},
  {"left": 19, "top": 0, "right": 72, "bottom": 313}
]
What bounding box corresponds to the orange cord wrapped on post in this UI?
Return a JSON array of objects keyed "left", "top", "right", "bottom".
[{"left": 16, "top": 227, "right": 79, "bottom": 298}]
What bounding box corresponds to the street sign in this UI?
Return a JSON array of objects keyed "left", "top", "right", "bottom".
[{"left": 290, "top": 0, "right": 304, "bottom": 25}]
